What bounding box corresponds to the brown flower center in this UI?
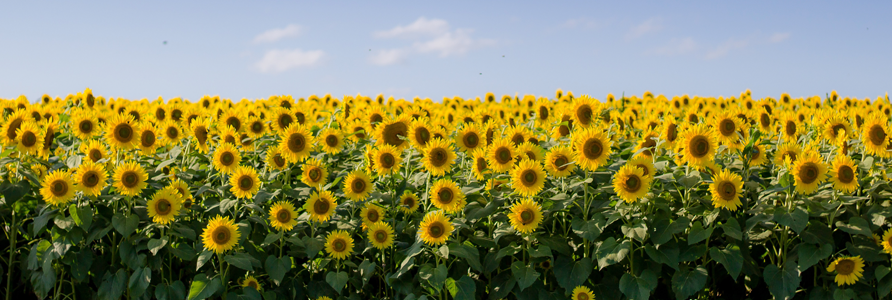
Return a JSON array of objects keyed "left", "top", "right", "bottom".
[
  {"left": 428, "top": 222, "right": 444, "bottom": 238},
  {"left": 79, "top": 120, "right": 93, "bottom": 134},
  {"left": 521, "top": 170, "right": 538, "bottom": 187},
  {"left": 624, "top": 175, "right": 641, "bottom": 193},
  {"left": 383, "top": 122, "right": 408, "bottom": 147},
  {"left": 495, "top": 147, "right": 512, "bottom": 164},
  {"left": 278, "top": 114, "right": 293, "bottom": 129},
  {"left": 5, "top": 119, "right": 22, "bottom": 140},
  {"left": 374, "top": 230, "right": 387, "bottom": 243},
  {"left": 799, "top": 163, "right": 819, "bottom": 184},
  {"left": 195, "top": 126, "right": 208, "bottom": 144},
  {"left": 313, "top": 198, "right": 330, "bottom": 215},
  {"left": 475, "top": 157, "right": 487, "bottom": 172},
  {"left": 141, "top": 130, "right": 156, "bottom": 147},
  {"left": 325, "top": 135, "right": 339, "bottom": 147},
  {"left": 367, "top": 210, "right": 379, "bottom": 223},
  {"left": 51, "top": 180, "right": 68, "bottom": 197},
  {"left": 333, "top": 239, "right": 346, "bottom": 252},
  {"left": 401, "top": 196, "right": 416, "bottom": 209},
  {"left": 520, "top": 209, "right": 534, "bottom": 224},
  {"left": 869, "top": 124, "right": 887, "bottom": 146},
  {"left": 166, "top": 127, "right": 179, "bottom": 139},
  {"left": 583, "top": 138, "right": 604, "bottom": 160},
  {"left": 380, "top": 153, "right": 395, "bottom": 168},
  {"left": 276, "top": 209, "right": 291, "bottom": 223},
  {"left": 831, "top": 124, "right": 846, "bottom": 138},
  {"left": 156, "top": 199, "right": 171, "bottom": 214},
  {"left": 785, "top": 121, "right": 796, "bottom": 136},
  {"left": 369, "top": 114, "right": 383, "bottom": 127},
  {"left": 308, "top": 168, "right": 322, "bottom": 182},
  {"left": 639, "top": 136, "right": 656, "bottom": 157},
  {"left": 554, "top": 156, "right": 569, "bottom": 171},
  {"left": 430, "top": 148, "right": 448, "bottom": 167},
  {"left": 273, "top": 154, "right": 286, "bottom": 167},
  {"left": 575, "top": 105, "right": 592, "bottom": 125},
  {"left": 719, "top": 119, "right": 736, "bottom": 136},
  {"left": 114, "top": 123, "right": 133, "bottom": 143},
  {"left": 21, "top": 131, "right": 37, "bottom": 147},
  {"left": 238, "top": 175, "right": 253, "bottom": 190},
  {"left": 212, "top": 227, "right": 231, "bottom": 244},
  {"left": 719, "top": 181, "right": 736, "bottom": 200},
  {"left": 122, "top": 171, "right": 139, "bottom": 188},
  {"left": 351, "top": 179, "right": 366, "bottom": 193},
  {"left": 463, "top": 132, "right": 479, "bottom": 148},
  {"left": 82, "top": 171, "right": 100, "bottom": 187},
  {"left": 666, "top": 123, "right": 678, "bottom": 141},
  {"left": 759, "top": 113, "right": 770, "bottom": 128},
  {"left": 287, "top": 133, "right": 306, "bottom": 153},
  {"left": 783, "top": 151, "right": 797, "bottom": 163},
  {"left": 89, "top": 149, "right": 103, "bottom": 162},
  {"left": 220, "top": 152, "right": 235, "bottom": 166},
  {"left": 836, "top": 259, "right": 856, "bottom": 275},
  {"left": 539, "top": 106, "right": 549, "bottom": 120},
  {"left": 636, "top": 164, "right": 650, "bottom": 177},
  {"left": 226, "top": 117, "right": 241, "bottom": 131},
  {"left": 837, "top": 165, "right": 854, "bottom": 184},
  {"left": 689, "top": 136, "right": 710, "bottom": 158},
  {"left": 251, "top": 122, "right": 263, "bottom": 133},
  {"left": 438, "top": 188, "right": 454, "bottom": 205}
]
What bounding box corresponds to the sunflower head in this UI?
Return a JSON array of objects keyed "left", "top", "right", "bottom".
[
  {"left": 265, "top": 149, "right": 289, "bottom": 171},
  {"left": 75, "top": 160, "right": 108, "bottom": 196},
  {"left": 240, "top": 276, "right": 262, "bottom": 291},
  {"left": 399, "top": 191, "right": 420, "bottom": 214},
  {"left": 678, "top": 123, "right": 717, "bottom": 168},
  {"left": 71, "top": 112, "right": 99, "bottom": 140},
  {"left": 343, "top": 170, "right": 373, "bottom": 201},
  {"left": 455, "top": 125, "right": 483, "bottom": 152},
  {"left": 487, "top": 137, "right": 517, "bottom": 173},
  {"left": 372, "top": 144, "right": 402, "bottom": 176},
  {"left": 304, "top": 190, "right": 337, "bottom": 222},
  {"left": 229, "top": 166, "right": 260, "bottom": 199},
  {"left": 268, "top": 201, "right": 298, "bottom": 231},
  {"left": 298, "top": 158, "right": 328, "bottom": 188},
  {"left": 709, "top": 169, "right": 743, "bottom": 211},
  {"left": 571, "top": 286, "right": 595, "bottom": 300},
  {"left": 612, "top": 164, "right": 652, "bottom": 203},
  {"left": 573, "top": 127, "right": 612, "bottom": 171},
  {"left": 316, "top": 128, "right": 344, "bottom": 154},
  {"left": 545, "top": 144, "right": 575, "bottom": 178},
  {"left": 792, "top": 150, "right": 828, "bottom": 195},
  {"left": 15, "top": 121, "right": 42, "bottom": 154},
  {"left": 367, "top": 222, "right": 395, "bottom": 249},
  {"left": 113, "top": 161, "right": 148, "bottom": 197},
  {"left": 862, "top": 114, "right": 890, "bottom": 157},
  {"left": 508, "top": 198, "right": 543, "bottom": 234},
  {"left": 324, "top": 230, "right": 355, "bottom": 260},
  {"left": 826, "top": 256, "right": 864, "bottom": 286},
  {"left": 213, "top": 143, "right": 242, "bottom": 174},
  {"left": 360, "top": 203, "right": 385, "bottom": 227},
  {"left": 831, "top": 155, "right": 858, "bottom": 193},
  {"left": 418, "top": 210, "right": 454, "bottom": 246},
  {"left": 511, "top": 159, "right": 546, "bottom": 197},
  {"left": 430, "top": 179, "right": 466, "bottom": 213},
  {"left": 628, "top": 155, "right": 655, "bottom": 179},
  {"left": 422, "top": 138, "right": 456, "bottom": 176},
  {"left": 278, "top": 124, "right": 313, "bottom": 163},
  {"left": 105, "top": 114, "right": 137, "bottom": 150},
  {"left": 147, "top": 187, "right": 183, "bottom": 225},
  {"left": 376, "top": 116, "right": 410, "bottom": 150},
  {"left": 202, "top": 215, "right": 241, "bottom": 254},
  {"left": 40, "top": 169, "right": 75, "bottom": 206},
  {"left": 136, "top": 123, "right": 160, "bottom": 155},
  {"left": 190, "top": 118, "right": 211, "bottom": 153}
]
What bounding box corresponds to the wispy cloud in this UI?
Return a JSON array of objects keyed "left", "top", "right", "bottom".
[
  {"left": 648, "top": 37, "right": 697, "bottom": 56},
  {"left": 253, "top": 24, "right": 304, "bottom": 43},
  {"left": 626, "top": 18, "right": 661, "bottom": 40},
  {"left": 369, "top": 18, "right": 495, "bottom": 65},
  {"left": 374, "top": 17, "right": 449, "bottom": 39},
  {"left": 255, "top": 49, "right": 324, "bottom": 73},
  {"left": 768, "top": 32, "right": 791, "bottom": 43},
  {"left": 705, "top": 39, "right": 749, "bottom": 60},
  {"left": 369, "top": 49, "right": 409, "bottom": 66},
  {"left": 561, "top": 18, "right": 600, "bottom": 30}
]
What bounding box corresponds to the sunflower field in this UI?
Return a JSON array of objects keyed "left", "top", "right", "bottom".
[{"left": 0, "top": 89, "right": 891, "bottom": 300}]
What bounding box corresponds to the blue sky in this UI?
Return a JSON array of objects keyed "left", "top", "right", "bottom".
[{"left": 1, "top": 1, "right": 890, "bottom": 102}]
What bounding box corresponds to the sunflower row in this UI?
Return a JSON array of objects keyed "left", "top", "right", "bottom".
[{"left": 1, "top": 89, "right": 891, "bottom": 300}]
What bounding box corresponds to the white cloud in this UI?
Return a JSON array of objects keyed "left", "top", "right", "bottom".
[
  {"left": 706, "top": 39, "right": 749, "bottom": 59},
  {"left": 648, "top": 37, "right": 697, "bottom": 56},
  {"left": 413, "top": 29, "right": 495, "bottom": 57},
  {"left": 769, "top": 32, "right": 791, "bottom": 43},
  {"left": 255, "top": 49, "right": 324, "bottom": 73},
  {"left": 253, "top": 24, "right": 304, "bottom": 43},
  {"left": 374, "top": 17, "right": 449, "bottom": 39},
  {"left": 626, "top": 18, "right": 661, "bottom": 40},
  {"left": 369, "top": 49, "right": 409, "bottom": 66},
  {"left": 561, "top": 18, "right": 599, "bottom": 30}
]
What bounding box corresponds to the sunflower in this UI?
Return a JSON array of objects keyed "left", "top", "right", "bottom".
[
  {"left": 573, "top": 127, "right": 612, "bottom": 171},
  {"left": 487, "top": 137, "right": 517, "bottom": 173},
  {"left": 136, "top": 123, "right": 160, "bottom": 155},
  {"left": 229, "top": 166, "right": 260, "bottom": 199},
  {"left": 266, "top": 149, "right": 289, "bottom": 171},
  {"left": 240, "top": 276, "right": 261, "bottom": 291},
  {"left": 628, "top": 155, "right": 655, "bottom": 179},
  {"left": 343, "top": 170, "right": 373, "bottom": 201},
  {"left": 268, "top": 201, "right": 298, "bottom": 231},
  {"left": 2, "top": 110, "right": 29, "bottom": 146},
  {"left": 508, "top": 198, "right": 543, "bottom": 234},
  {"left": 79, "top": 139, "right": 108, "bottom": 163},
  {"left": 190, "top": 118, "right": 211, "bottom": 154},
  {"left": 792, "top": 150, "right": 828, "bottom": 194},
  {"left": 830, "top": 155, "right": 858, "bottom": 193},
  {"left": 367, "top": 222, "right": 395, "bottom": 249},
  {"left": 633, "top": 131, "right": 659, "bottom": 157},
  {"left": 826, "top": 256, "right": 864, "bottom": 286},
  {"left": 517, "top": 142, "right": 545, "bottom": 162},
  {"left": 418, "top": 210, "right": 454, "bottom": 246},
  {"left": 316, "top": 128, "right": 344, "bottom": 154},
  {"left": 376, "top": 115, "right": 411, "bottom": 150},
  {"left": 746, "top": 141, "right": 769, "bottom": 166},
  {"left": 774, "top": 141, "right": 802, "bottom": 167},
  {"left": 399, "top": 191, "right": 420, "bottom": 214},
  {"left": 14, "top": 121, "right": 41, "bottom": 154},
  {"left": 881, "top": 229, "right": 892, "bottom": 255},
  {"left": 572, "top": 286, "right": 595, "bottom": 300},
  {"left": 159, "top": 121, "right": 182, "bottom": 145},
  {"left": 430, "top": 179, "right": 466, "bottom": 213},
  {"left": 300, "top": 158, "right": 328, "bottom": 188},
  {"left": 861, "top": 114, "right": 890, "bottom": 157},
  {"left": 169, "top": 179, "right": 193, "bottom": 209},
  {"left": 70, "top": 111, "right": 99, "bottom": 140},
  {"left": 779, "top": 112, "right": 800, "bottom": 142},
  {"left": 324, "top": 230, "right": 355, "bottom": 260},
  {"left": 612, "top": 164, "right": 652, "bottom": 203},
  {"left": 470, "top": 148, "right": 490, "bottom": 181},
  {"left": 112, "top": 161, "right": 148, "bottom": 196},
  {"left": 304, "top": 190, "right": 337, "bottom": 222},
  {"left": 104, "top": 114, "right": 137, "bottom": 150},
  {"left": 660, "top": 118, "right": 680, "bottom": 150},
  {"left": 218, "top": 125, "right": 239, "bottom": 146},
  {"left": 454, "top": 124, "right": 484, "bottom": 153},
  {"left": 421, "top": 138, "right": 456, "bottom": 176},
  {"left": 544, "top": 144, "right": 575, "bottom": 178},
  {"left": 511, "top": 159, "right": 546, "bottom": 197},
  {"left": 677, "top": 123, "right": 718, "bottom": 168},
  {"left": 278, "top": 124, "right": 313, "bottom": 163},
  {"left": 713, "top": 111, "right": 742, "bottom": 145},
  {"left": 346, "top": 119, "right": 369, "bottom": 142},
  {"left": 371, "top": 144, "right": 401, "bottom": 176},
  {"left": 823, "top": 115, "right": 852, "bottom": 142},
  {"left": 245, "top": 116, "right": 267, "bottom": 138},
  {"left": 202, "top": 215, "right": 241, "bottom": 254},
  {"left": 146, "top": 187, "right": 182, "bottom": 225},
  {"left": 40, "top": 169, "right": 76, "bottom": 206},
  {"left": 212, "top": 143, "right": 241, "bottom": 174},
  {"left": 571, "top": 96, "right": 598, "bottom": 128},
  {"left": 75, "top": 160, "right": 108, "bottom": 196},
  {"left": 709, "top": 169, "right": 743, "bottom": 211},
  {"left": 270, "top": 108, "right": 295, "bottom": 132},
  {"left": 360, "top": 203, "right": 385, "bottom": 227},
  {"left": 408, "top": 119, "right": 434, "bottom": 149},
  {"left": 506, "top": 126, "right": 529, "bottom": 146}
]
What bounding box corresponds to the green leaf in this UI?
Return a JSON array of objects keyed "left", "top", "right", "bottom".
[
  {"left": 687, "top": 221, "right": 713, "bottom": 245},
  {"left": 488, "top": 271, "right": 515, "bottom": 300},
  {"left": 98, "top": 269, "right": 128, "bottom": 300},
  {"left": 445, "top": 278, "right": 457, "bottom": 297},
  {"left": 774, "top": 207, "right": 808, "bottom": 234},
  {"left": 0, "top": 180, "right": 30, "bottom": 205},
  {"left": 112, "top": 213, "right": 139, "bottom": 237},
  {"left": 571, "top": 217, "right": 603, "bottom": 241},
  {"left": 801, "top": 221, "right": 834, "bottom": 246},
  {"left": 187, "top": 274, "right": 222, "bottom": 300},
  {"left": 880, "top": 265, "right": 892, "bottom": 298},
  {"left": 196, "top": 250, "right": 213, "bottom": 271},
  {"left": 680, "top": 173, "right": 701, "bottom": 189},
  {"left": 833, "top": 288, "right": 856, "bottom": 300},
  {"left": 709, "top": 245, "right": 743, "bottom": 281},
  {"left": 325, "top": 271, "right": 349, "bottom": 294},
  {"left": 554, "top": 256, "right": 592, "bottom": 291},
  {"left": 148, "top": 236, "right": 169, "bottom": 256},
  {"left": 447, "top": 243, "right": 482, "bottom": 272},
  {"left": 619, "top": 269, "right": 658, "bottom": 300},
  {"left": 644, "top": 243, "right": 679, "bottom": 270},
  {"left": 763, "top": 261, "right": 801, "bottom": 300},
  {"left": 651, "top": 216, "right": 690, "bottom": 245},
  {"left": 679, "top": 244, "right": 707, "bottom": 262},
  {"left": 836, "top": 217, "right": 873, "bottom": 237},
  {"left": 69, "top": 204, "right": 93, "bottom": 230},
  {"left": 595, "top": 237, "right": 630, "bottom": 269},
  {"left": 225, "top": 253, "right": 260, "bottom": 271},
  {"left": 156, "top": 281, "right": 186, "bottom": 300},
  {"left": 454, "top": 276, "right": 476, "bottom": 300},
  {"left": 265, "top": 255, "right": 290, "bottom": 286},
  {"left": 621, "top": 220, "right": 648, "bottom": 242},
  {"left": 671, "top": 265, "right": 707, "bottom": 300},
  {"left": 128, "top": 266, "right": 152, "bottom": 298},
  {"left": 797, "top": 243, "right": 832, "bottom": 271},
  {"left": 720, "top": 218, "right": 742, "bottom": 240},
  {"left": 303, "top": 236, "right": 324, "bottom": 259},
  {"left": 511, "top": 260, "right": 540, "bottom": 291},
  {"left": 359, "top": 259, "right": 375, "bottom": 287}
]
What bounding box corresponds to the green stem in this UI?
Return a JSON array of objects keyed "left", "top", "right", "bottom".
[{"left": 5, "top": 210, "right": 15, "bottom": 300}]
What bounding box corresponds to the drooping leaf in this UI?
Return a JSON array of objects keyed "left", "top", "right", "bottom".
[{"left": 671, "top": 265, "right": 707, "bottom": 300}]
